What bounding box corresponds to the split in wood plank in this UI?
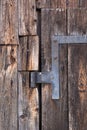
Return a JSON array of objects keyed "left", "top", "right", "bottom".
[{"left": 18, "top": 36, "right": 39, "bottom": 71}]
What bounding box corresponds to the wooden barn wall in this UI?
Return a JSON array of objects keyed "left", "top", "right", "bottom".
[{"left": 0, "top": 0, "right": 87, "bottom": 130}]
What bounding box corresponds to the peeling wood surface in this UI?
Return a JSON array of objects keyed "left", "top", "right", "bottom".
[
  {"left": 18, "top": 0, "right": 37, "bottom": 36},
  {"left": 18, "top": 36, "right": 39, "bottom": 71},
  {"left": 0, "top": 46, "right": 17, "bottom": 130},
  {"left": 41, "top": 9, "right": 68, "bottom": 130},
  {"left": 0, "top": 0, "right": 18, "bottom": 45},
  {"left": 18, "top": 72, "right": 39, "bottom": 130}
]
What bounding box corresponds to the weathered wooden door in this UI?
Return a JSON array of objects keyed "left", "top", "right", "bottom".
[{"left": 0, "top": 0, "right": 87, "bottom": 130}]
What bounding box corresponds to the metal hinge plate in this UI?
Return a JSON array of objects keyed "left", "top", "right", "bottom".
[{"left": 30, "top": 35, "right": 87, "bottom": 99}]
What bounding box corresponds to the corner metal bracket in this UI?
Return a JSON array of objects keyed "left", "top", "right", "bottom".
[{"left": 30, "top": 35, "right": 87, "bottom": 99}]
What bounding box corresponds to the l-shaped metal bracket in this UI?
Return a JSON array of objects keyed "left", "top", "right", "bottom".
[{"left": 30, "top": 35, "right": 87, "bottom": 99}]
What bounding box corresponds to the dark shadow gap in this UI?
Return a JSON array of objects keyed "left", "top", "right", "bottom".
[{"left": 37, "top": 9, "right": 42, "bottom": 130}]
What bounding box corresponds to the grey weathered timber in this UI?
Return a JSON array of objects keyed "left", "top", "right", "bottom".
[
  {"left": 18, "top": 36, "right": 39, "bottom": 71},
  {"left": 41, "top": 9, "right": 68, "bottom": 130},
  {"left": 0, "top": 46, "right": 17, "bottom": 130},
  {"left": 36, "top": 0, "right": 66, "bottom": 8},
  {"left": 79, "top": 0, "right": 87, "bottom": 7},
  {"left": 36, "top": 0, "right": 50, "bottom": 8},
  {"left": 68, "top": 8, "right": 87, "bottom": 36},
  {"left": 18, "top": 0, "right": 37, "bottom": 36},
  {"left": 68, "top": 45, "right": 87, "bottom": 130},
  {"left": 0, "top": 0, "right": 18, "bottom": 45},
  {"left": 68, "top": 8, "right": 87, "bottom": 130},
  {"left": 67, "top": 0, "right": 87, "bottom": 7},
  {"left": 18, "top": 72, "right": 39, "bottom": 130}
]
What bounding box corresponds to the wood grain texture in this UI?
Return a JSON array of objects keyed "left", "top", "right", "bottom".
[
  {"left": 57, "top": 0, "right": 66, "bottom": 8},
  {"left": 18, "top": 72, "right": 39, "bottom": 130},
  {"left": 68, "top": 0, "right": 87, "bottom": 7},
  {"left": 41, "top": 9, "right": 68, "bottom": 130},
  {"left": 36, "top": 0, "right": 50, "bottom": 8},
  {"left": 68, "top": 8, "right": 87, "bottom": 130},
  {"left": 67, "top": 0, "right": 79, "bottom": 8},
  {"left": 36, "top": 0, "right": 66, "bottom": 8},
  {"left": 68, "top": 8, "right": 87, "bottom": 36},
  {"left": 0, "top": 46, "right": 17, "bottom": 130},
  {"left": 18, "top": 0, "right": 37, "bottom": 36},
  {"left": 79, "top": 0, "right": 87, "bottom": 7},
  {"left": 68, "top": 45, "right": 87, "bottom": 130},
  {"left": 18, "top": 36, "right": 39, "bottom": 71},
  {"left": 0, "top": 0, "right": 18, "bottom": 45},
  {"left": 41, "top": 9, "right": 66, "bottom": 71}
]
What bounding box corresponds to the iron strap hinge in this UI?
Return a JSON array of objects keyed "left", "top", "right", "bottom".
[{"left": 30, "top": 35, "right": 87, "bottom": 100}]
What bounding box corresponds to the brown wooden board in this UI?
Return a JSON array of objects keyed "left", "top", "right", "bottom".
[
  {"left": 41, "top": 9, "right": 68, "bottom": 130},
  {"left": 18, "top": 0, "right": 37, "bottom": 36},
  {"left": 67, "top": 0, "right": 87, "bottom": 7},
  {"left": 18, "top": 72, "right": 39, "bottom": 130},
  {"left": 57, "top": 0, "right": 66, "bottom": 8},
  {"left": 36, "top": 0, "right": 50, "bottom": 8},
  {"left": 0, "top": 0, "right": 18, "bottom": 45},
  {"left": 0, "top": 46, "right": 17, "bottom": 130},
  {"left": 68, "top": 8, "right": 87, "bottom": 36},
  {"left": 68, "top": 45, "right": 87, "bottom": 130},
  {"left": 18, "top": 36, "right": 39, "bottom": 71},
  {"left": 68, "top": 8, "right": 87, "bottom": 130},
  {"left": 36, "top": 0, "right": 66, "bottom": 8},
  {"left": 67, "top": 0, "right": 79, "bottom": 8},
  {"left": 79, "top": 0, "right": 87, "bottom": 7}
]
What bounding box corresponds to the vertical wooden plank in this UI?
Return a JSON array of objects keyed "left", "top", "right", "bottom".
[
  {"left": 18, "top": 36, "right": 39, "bottom": 71},
  {"left": 41, "top": 8, "right": 66, "bottom": 70},
  {"left": 18, "top": 37, "right": 27, "bottom": 70},
  {"left": 18, "top": 0, "right": 37, "bottom": 36},
  {"left": 41, "top": 9, "right": 68, "bottom": 130},
  {"left": 0, "top": 46, "right": 17, "bottom": 130},
  {"left": 18, "top": 32, "right": 39, "bottom": 129},
  {"left": 68, "top": 45, "right": 87, "bottom": 130},
  {"left": 27, "top": 36, "right": 39, "bottom": 70},
  {"left": 0, "top": 0, "right": 18, "bottom": 45},
  {"left": 18, "top": 72, "right": 39, "bottom": 130},
  {"left": 68, "top": 8, "right": 87, "bottom": 130},
  {"left": 68, "top": 9, "right": 87, "bottom": 36}
]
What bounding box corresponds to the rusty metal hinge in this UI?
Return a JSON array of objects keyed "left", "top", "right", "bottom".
[{"left": 30, "top": 35, "right": 87, "bottom": 99}]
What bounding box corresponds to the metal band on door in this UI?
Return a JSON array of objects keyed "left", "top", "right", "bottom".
[{"left": 30, "top": 35, "right": 87, "bottom": 99}]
